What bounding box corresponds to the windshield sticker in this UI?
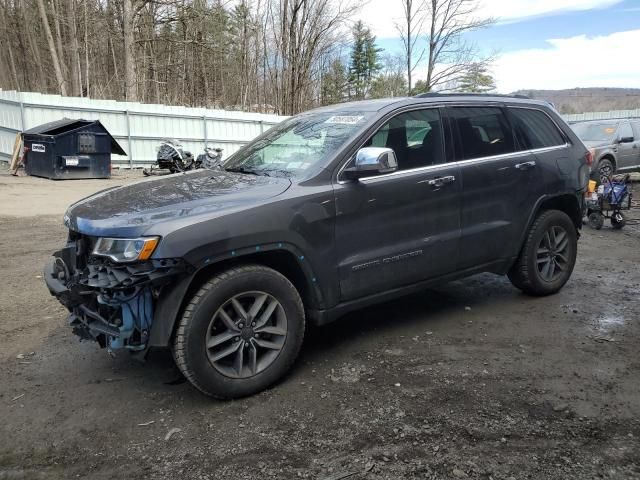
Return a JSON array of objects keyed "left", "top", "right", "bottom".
[
  {"left": 286, "top": 162, "right": 303, "bottom": 169},
  {"left": 325, "top": 115, "right": 364, "bottom": 125},
  {"left": 604, "top": 128, "right": 615, "bottom": 134}
]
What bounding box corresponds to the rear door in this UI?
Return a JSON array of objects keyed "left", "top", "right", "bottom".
[
  {"left": 448, "top": 105, "right": 543, "bottom": 269},
  {"left": 616, "top": 121, "right": 640, "bottom": 170},
  {"left": 334, "top": 107, "right": 461, "bottom": 301}
]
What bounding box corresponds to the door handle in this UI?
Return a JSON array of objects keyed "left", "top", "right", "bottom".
[
  {"left": 425, "top": 175, "right": 456, "bottom": 188},
  {"left": 515, "top": 160, "right": 536, "bottom": 170}
]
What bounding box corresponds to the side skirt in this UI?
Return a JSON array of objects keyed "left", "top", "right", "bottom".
[{"left": 307, "top": 259, "right": 514, "bottom": 326}]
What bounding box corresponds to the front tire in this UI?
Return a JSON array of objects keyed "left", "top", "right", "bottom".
[
  {"left": 508, "top": 210, "right": 578, "bottom": 296},
  {"left": 596, "top": 158, "right": 615, "bottom": 181},
  {"left": 173, "top": 265, "right": 305, "bottom": 399}
]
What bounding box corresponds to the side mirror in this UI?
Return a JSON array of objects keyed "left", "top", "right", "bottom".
[
  {"left": 343, "top": 147, "right": 398, "bottom": 180},
  {"left": 619, "top": 136, "right": 634, "bottom": 143}
]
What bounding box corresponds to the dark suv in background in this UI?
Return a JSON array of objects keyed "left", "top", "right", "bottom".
[
  {"left": 571, "top": 119, "right": 640, "bottom": 179},
  {"left": 45, "top": 94, "right": 590, "bottom": 399}
]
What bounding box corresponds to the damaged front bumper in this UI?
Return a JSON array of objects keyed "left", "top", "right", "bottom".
[{"left": 45, "top": 241, "right": 190, "bottom": 353}]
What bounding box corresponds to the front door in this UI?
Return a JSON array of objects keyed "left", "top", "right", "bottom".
[
  {"left": 334, "top": 108, "right": 461, "bottom": 302},
  {"left": 616, "top": 121, "right": 640, "bottom": 170}
]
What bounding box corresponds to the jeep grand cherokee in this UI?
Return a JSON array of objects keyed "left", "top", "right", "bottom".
[{"left": 45, "top": 94, "right": 591, "bottom": 399}]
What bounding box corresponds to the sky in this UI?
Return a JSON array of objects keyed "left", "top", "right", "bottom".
[{"left": 356, "top": 0, "right": 640, "bottom": 92}]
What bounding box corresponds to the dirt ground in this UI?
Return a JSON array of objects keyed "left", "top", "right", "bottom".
[{"left": 1, "top": 165, "right": 639, "bottom": 480}]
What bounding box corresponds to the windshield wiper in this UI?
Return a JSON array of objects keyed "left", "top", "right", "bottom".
[
  {"left": 254, "top": 168, "right": 294, "bottom": 178},
  {"left": 225, "top": 166, "right": 263, "bottom": 176}
]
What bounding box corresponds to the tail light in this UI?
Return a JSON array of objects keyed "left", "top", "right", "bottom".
[{"left": 585, "top": 149, "right": 594, "bottom": 166}]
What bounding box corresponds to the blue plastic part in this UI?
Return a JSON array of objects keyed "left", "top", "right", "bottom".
[
  {"left": 231, "top": 251, "right": 236, "bottom": 256},
  {"left": 103, "top": 288, "right": 154, "bottom": 351},
  {"left": 256, "top": 245, "right": 261, "bottom": 251},
  {"left": 299, "top": 255, "right": 305, "bottom": 260},
  {"left": 204, "top": 258, "right": 211, "bottom": 264}
]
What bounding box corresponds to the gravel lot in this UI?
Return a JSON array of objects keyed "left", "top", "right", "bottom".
[{"left": 1, "top": 165, "right": 639, "bottom": 480}]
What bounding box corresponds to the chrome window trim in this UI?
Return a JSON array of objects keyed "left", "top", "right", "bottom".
[
  {"left": 346, "top": 143, "right": 570, "bottom": 185},
  {"left": 336, "top": 103, "right": 572, "bottom": 185}
]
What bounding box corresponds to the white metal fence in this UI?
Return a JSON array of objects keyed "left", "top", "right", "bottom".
[
  {"left": 2, "top": 90, "right": 640, "bottom": 166},
  {"left": 563, "top": 109, "right": 640, "bottom": 122},
  {"left": 0, "top": 90, "right": 287, "bottom": 166}
]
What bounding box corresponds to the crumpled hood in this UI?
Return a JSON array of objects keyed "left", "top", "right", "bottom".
[{"left": 64, "top": 169, "right": 291, "bottom": 237}]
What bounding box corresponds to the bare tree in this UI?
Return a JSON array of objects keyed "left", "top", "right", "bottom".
[
  {"left": 423, "top": 0, "right": 493, "bottom": 92},
  {"left": 395, "top": 0, "right": 427, "bottom": 95},
  {"left": 66, "top": 0, "right": 83, "bottom": 96},
  {"left": 1, "top": 0, "right": 360, "bottom": 113},
  {"left": 266, "top": 0, "right": 358, "bottom": 115},
  {"left": 122, "top": 0, "right": 137, "bottom": 101},
  {"left": 36, "top": 0, "right": 68, "bottom": 95}
]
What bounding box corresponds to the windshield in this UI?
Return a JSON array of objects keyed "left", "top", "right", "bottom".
[
  {"left": 224, "top": 111, "right": 372, "bottom": 178},
  {"left": 572, "top": 122, "right": 618, "bottom": 142}
]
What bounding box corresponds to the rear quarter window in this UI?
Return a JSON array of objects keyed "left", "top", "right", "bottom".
[{"left": 510, "top": 108, "right": 566, "bottom": 150}]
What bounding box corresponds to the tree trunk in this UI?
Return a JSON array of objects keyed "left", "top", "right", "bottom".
[
  {"left": 20, "top": 0, "right": 45, "bottom": 91},
  {"left": 122, "top": 0, "right": 137, "bottom": 101},
  {"left": 51, "top": 0, "right": 68, "bottom": 79},
  {"left": 83, "top": 0, "right": 89, "bottom": 95},
  {"left": 406, "top": 0, "right": 412, "bottom": 94},
  {"left": 67, "top": 0, "right": 83, "bottom": 96},
  {"left": 36, "top": 0, "right": 68, "bottom": 95}
]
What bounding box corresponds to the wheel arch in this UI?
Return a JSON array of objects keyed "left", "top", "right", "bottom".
[
  {"left": 534, "top": 193, "right": 583, "bottom": 230},
  {"left": 149, "top": 245, "right": 322, "bottom": 348},
  {"left": 598, "top": 153, "right": 616, "bottom": 169},
  {"left": 508, "top": 193, "right": 582, "bottom": 272}
]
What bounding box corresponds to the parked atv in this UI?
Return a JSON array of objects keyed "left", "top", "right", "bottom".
[{"left": 143, "top": 140, "right": 194, "bottom": 176}]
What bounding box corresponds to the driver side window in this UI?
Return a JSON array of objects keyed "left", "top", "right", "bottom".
[
  {"left": 618, "top": 121, "right": 634, "bottom": 141},
  {"left": 363, "top": 109, "right": 444, "bottom": 170}
]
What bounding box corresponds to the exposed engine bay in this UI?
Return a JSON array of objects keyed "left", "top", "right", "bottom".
[{"left": 45, "top": 232, "right": 190, "bottom": 353}]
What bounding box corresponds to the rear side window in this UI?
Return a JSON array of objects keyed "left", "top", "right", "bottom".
[
  {"left": 510, "top": 108, "right": 565, "bottom": 150},
  {"left": 449, "top": 107, "right": 514, "bottom": 161}
]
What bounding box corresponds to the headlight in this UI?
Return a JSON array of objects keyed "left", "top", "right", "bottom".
[{"left": 92, "top": 237, "right": 160, "bottom": 262}]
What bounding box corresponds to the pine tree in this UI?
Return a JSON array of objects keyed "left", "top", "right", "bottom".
[
  {"left": 456, "top": 64, "right": 496, "bottom": 93},
  {"left": 321, "top": 59, "right": 348, "bottom": 105},
  {"left": 348, "top": 21, "right": 382, "bottom": 100}
]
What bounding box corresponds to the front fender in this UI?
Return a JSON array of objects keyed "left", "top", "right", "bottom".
[{"left": 148, "top": 241, "right": 326, "bottom": 348}]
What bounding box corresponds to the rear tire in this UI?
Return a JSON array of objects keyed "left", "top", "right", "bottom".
[
  {"left": 508, "top": 210, "right": 578, "bottom": 296},
  {"left": 172, "top": 265, "right": 305, "bottom": 399}
]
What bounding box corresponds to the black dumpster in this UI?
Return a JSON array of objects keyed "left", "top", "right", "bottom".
[{"left": 23, "top": 118, "right": 126, "bottom": 180}]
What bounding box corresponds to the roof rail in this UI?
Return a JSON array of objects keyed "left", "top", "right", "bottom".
[{"left": 414, "top": 92, "right": 530, "bottom": 99}]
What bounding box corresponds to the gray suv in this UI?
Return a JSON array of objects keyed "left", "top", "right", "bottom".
[
  {"left": 572, "top": 119, "right": 640, "bottom": 179},
  {"left": 45, "top": 94, "right": 590, "bottom": 399}
]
